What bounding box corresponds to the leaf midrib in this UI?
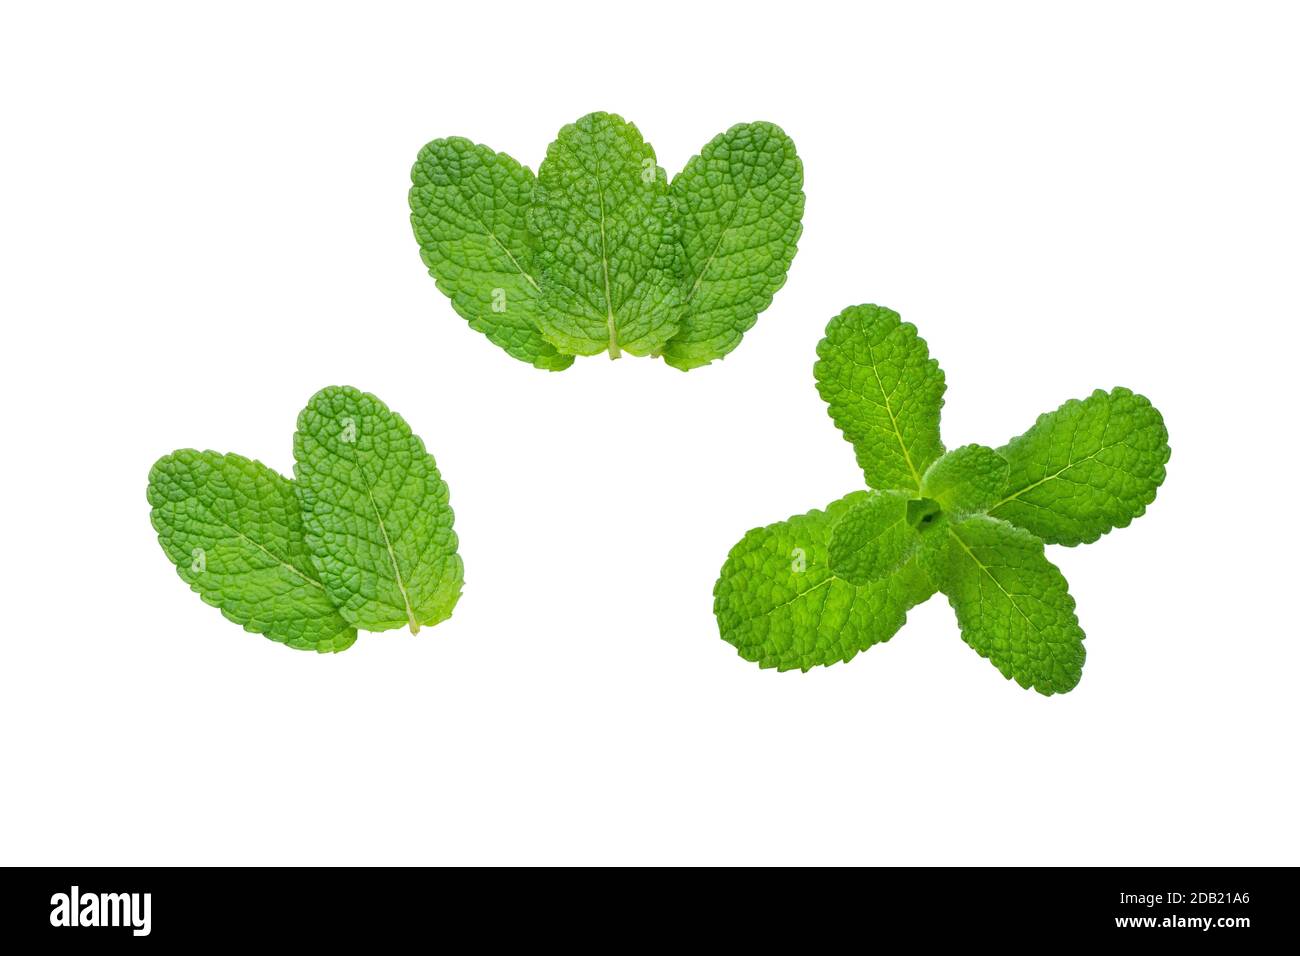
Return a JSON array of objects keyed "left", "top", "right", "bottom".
[
  {"left": 179, "top": 490, "right": 326, "bottom": 592},
  {"left": 683, "top": 198, "right": 746, "bottom": 307},
  {"left": 990, "top": 440, "right": 1125, "bottom": 511},
  {"left": 949, "top": 526, "right": 1035, "bottom": 629},
  {"left": 447, "top": 167, "right": 542, "bottom": 293},
  {"left": 344, "top": 440, "right": 420, "bottom": 634},
  {"left": 863, "top": 337, "right": 922, "bottom": 490},
  {"left": 481, "top": 224, "right": 541, "bottom": 292},
  {"left": 595, "top": 157, "right": 620, "bottom": 358}
]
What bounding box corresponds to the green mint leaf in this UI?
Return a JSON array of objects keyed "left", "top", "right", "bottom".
[
  {"left": 922, "top": 515, "right": 1085, "bottom": 695},
  {"left": 661, "top": 121, "right": 804, "bottom": 371},
  {"left": 921, "top": 443, "right": 1009, "bottom": 515},
  {"left": 714, "top": 492, "right": 936, "bottom": 671},
  {"left": 293, "top": 386, "right": 463, "bottom": 634},
  {"left": 815, "top": 305, "right": 946, "bottom": 492},
  {"left": 530, "top": 111, "right": 682, "bottom": 358},
  {"left": 989, "top": 387, "right": 1170, "bottom": 546},
  {"left": 409, "top": 137, "right": 574, "bottom": 371},
  {"left": 826, "top": 490, "right": 919, "bottom": 585},
  {"left": 147, "top": 450, "right": 357, "bottom": 653}
]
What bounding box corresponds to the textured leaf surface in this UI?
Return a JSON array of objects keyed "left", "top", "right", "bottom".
[
  {"left": 827, "top": 491, "right": 918, "bottom": 585},
  {"left": 148, "top": 450, "right": 357, "bottom": 652},
  {"left": 990, "top": 387, "right": 1170, "bottom": 546},
  {"left": 922, "top": 444, "right": 1009, "bottom": 515},
  {"left": 662, "top": 121, "right": 804, "bottom": 370},
  {"left": 409, "top": 137, "right": 573, "bottom": 371},
  {"left": 714, "top": 492, "right": 936, "bottom": 671},
  {"left": 923, "top": 515, "right": 1085, "bottom": 695},
  {"left": 530, "top": 112, "right": 682, "bottom": 357},
  {"left": 815, "top": 305, "right": 946, "bottom": 492},
  {"left": 293, "top": 387, "right": 462, "bottom": 633}
]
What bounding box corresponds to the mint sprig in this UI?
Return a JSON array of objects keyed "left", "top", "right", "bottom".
[
  {"left": 410, "top": 112, "right": 804, "bottom": 370},
  {"left": 148, "top": 387, "right": 461, "bottom": 653},
  {"left": 715, "top": 305, "right": 1171, "bottom": 694}
]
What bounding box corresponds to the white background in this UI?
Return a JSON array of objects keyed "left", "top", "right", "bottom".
[{"left": 2, "top": 1, "right": 1296, "bottom": 866}]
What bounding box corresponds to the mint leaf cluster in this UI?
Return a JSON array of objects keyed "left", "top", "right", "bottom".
[
  {"left": 409, "top": 111, "right": 804, "bottom": 371},
  {"left": 714, "top": 305, "right": 1170, "bottom": 694},
  {"left": 148, "top": 387, "right": 462, "bottom": 653}
]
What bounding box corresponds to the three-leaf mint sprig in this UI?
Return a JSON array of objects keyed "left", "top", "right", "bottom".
[
  {"left": 409, "top": 111, "right": 804, "bottom": 371},
  {"left": 148, "top": 386, "right": 462, "bottom": 653},
  {"left": 714, "top": 305, "right": 1171, "bottom": 695}
]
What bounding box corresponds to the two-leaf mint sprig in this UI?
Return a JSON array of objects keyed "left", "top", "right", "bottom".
[
  {"left": 714, "top": 305, "right": 1171, "bottom": 695},
  {"left": 147, "top": 387, "right": 462, "bottom": 653},
  {"left": 409, "top": 111, "right": 804, "bottom": 371}
]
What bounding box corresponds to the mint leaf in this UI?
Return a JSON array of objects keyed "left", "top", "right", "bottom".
[
  {"left": 921, "top": 444, "right": 1008, "bottom": 515},
  {"left": 815, "top": 304, "right": 946, "bottom": 492},
  {"left": 293, "top": 386, "right": 463, "bottom": 633},
  {"left": 148, "top": 450, "right": 357, "bottom": 653},
  {"left": 921, "top": 515, "right": 1085, "bottom": 695},
  {"left": 826, "top": 491, "right": 919, "bottom": 585},
  {"left": 990, "top": 387, "right": 1170, "bottom": 546},
  {"left": 530, "top": 112, "right": 682, "bottom": 358},
  {"left": 661, "top": 121, "right": 804, "bottom": 371},
  {"left": 409, "top": 138, "right": 574, "bottom": 371},
  {"left": 714, "top": 492, "right": 936, "bottom": 671}
]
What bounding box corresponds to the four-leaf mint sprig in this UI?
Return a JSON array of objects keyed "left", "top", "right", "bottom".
[
  {"left": 714, "top": 305, "right": 1171, "bottom": 695},
  {"left": 147, "top": 386, "right": 462, "bottom": 653},
  {"left": 409, "top": 111, "right": 804, "bottom": 371}
]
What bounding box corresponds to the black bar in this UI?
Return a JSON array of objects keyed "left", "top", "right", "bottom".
[{"left": 0, "top": 866, "right": 1292, "bottom": 945}]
